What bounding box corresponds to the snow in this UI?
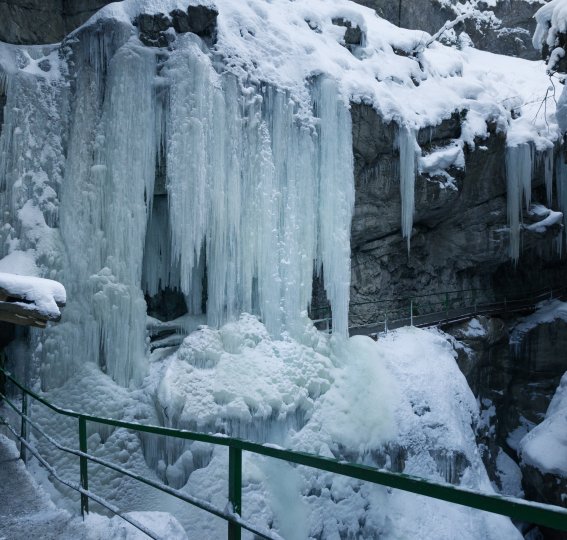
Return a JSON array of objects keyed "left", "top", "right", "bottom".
[
  {"left": 0, "top": 434, "right": 187, "bottom": 539},
  {"left": 70, "top": 0, "right": 559, "bottom": 144},
  {"left": 0, "top": 271, "right": 66, "bottom": 318},
  {"left": 495, "top": 450, "right": 524, "bottom": 498},
  {"left": 533, "top": 0, "right": 567, "bottom": 52},
  {"left": 419, "top": 142, "right": 465, "bottom": 176},
  {"left": 15, "top": 321, "right": 522, "bottom": 539},
  {"left": 525, "top": 204, "right": 563, "bottom": 233},
  {"left": 510, "top": 299, "right": 567, "bottom": 345},
  {"left": 460, "top": 317, "right": 488, "bottom": 338},
  {"left": 520, "top": 371, "right": 567, "bottom": 477}
]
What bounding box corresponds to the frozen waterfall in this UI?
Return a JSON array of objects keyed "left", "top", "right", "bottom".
[
  {"left": 505, "top": 143, "right": 533, "bottom": 263},
  {"left": 0, "top": 30, "right": 354, "bottom": 387},
  {"left": 398, "top": 126, "right": 417, "bottom": 252}
]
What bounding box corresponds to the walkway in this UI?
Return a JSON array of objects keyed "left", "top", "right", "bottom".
[
  {"left": 313, "top": 287, "right": 567, "bottom": 338},
  {"left": 0, "top": 432, "right": 79, "bottom": 540}
]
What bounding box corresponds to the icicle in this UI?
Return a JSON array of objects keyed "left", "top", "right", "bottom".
[
  {"left": 314, "top": 78, "right": 354, "bottom": 338},
  {"left": 555, "top": 154, "right": 567, "bottom": 255},
  {"left": 544, "top": 147, "right": 554, "bottom": 206},
  {"left": 55, "top": 35, "right": 159, "bottom": 387},
  {"left": 165, "top": 36, "right": 353, "bottom": 337},
  {"left": 398, "top": 126, "right": 418, "bottom": 252},
  {"left": 505, "top": 143, "right": 533, "bottom": 263}
]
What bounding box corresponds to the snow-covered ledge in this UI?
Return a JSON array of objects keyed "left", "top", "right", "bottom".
[{"left": 0, "top": 272, "right": 66, "bottom": 328}]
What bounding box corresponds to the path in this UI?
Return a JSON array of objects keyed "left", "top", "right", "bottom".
[{"left": 0, "top": 433, "right": 80, "bottom": 540}]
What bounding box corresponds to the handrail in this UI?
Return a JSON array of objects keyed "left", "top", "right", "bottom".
[
  {"left": 310, "top": 287, "right": 567, "bottom": 313},
  {"left": 313, "top": 286, "right": 567, "bottom": 336},
  {"left": 1, "top": 367, "right": 567, "bottom": 538}
]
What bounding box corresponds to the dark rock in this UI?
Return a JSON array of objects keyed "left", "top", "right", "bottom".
[
  {"left": 185, "top": 5, "right": 218, "bottom": 38},
  {"left": 351, "top": 102, "right": 397, "bottom": 164},
  {"left": 134, "top": 12, "right": 172, "bottom": 48},
  {"left": 37, "top": 58, "right": 51, "bottom": 72},
  {"left": 170, "top": 9, "right": 192, "bottom": 34},
  {"left": 135, "top": 12, "right": 170, "bottom": 34},
  {"left": 417, "top": 111, "right": 462, "bottom": 149},
  {"left": 445, "top": 316, "right": 567, "bottom": 505},
  {"left": 352, "top": 0, "right": 542, "bottom": 60},
  {"left": 522, "top": 465, "right": 567, "bottom": 513},
  {"left": 0, "top": 0, "right": 113, "bottom": 44},
  {"left": 332, "top": 17, "right": 363, "bottom": 47}
]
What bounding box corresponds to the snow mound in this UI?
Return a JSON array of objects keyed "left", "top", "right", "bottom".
[
  {"left": 0, "top": 271, "right": 66, "bottom": 318},
  {"left": 510, "top": 299, "right": 567, "bottom": 345},
  {"left": 520, "top": 371, "right": 567, "bottom": 478},
  {"left": 533, "top": 0, "right": 567, "bottom": 52}
]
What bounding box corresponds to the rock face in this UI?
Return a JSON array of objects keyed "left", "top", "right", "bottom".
[
  {"left": 0, "top": 0, "right": 543, "bottom": 58},
  {"left": 448, "top": 315, "right": 567, "bottom": 528},
  {"left": 355, "top": 0, "right": 543, "bottom": 60},
  {"left": 0, "top": 0, "right": 110, "bottom": 44},
  {"left": 134, "top": 5, "right": 218, "bottom": 47},
  {"left": 346, "top": 102, "right": 565, "bottom": 327}
]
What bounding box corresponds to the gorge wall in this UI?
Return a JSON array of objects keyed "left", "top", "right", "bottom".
[{"left": 0, "top": 0, "right": 547, "bottom": 62}]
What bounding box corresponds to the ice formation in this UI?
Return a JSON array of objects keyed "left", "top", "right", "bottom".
[
  {"left": 398, "top": 126, "right": 418, "bottom": 251},
  {"left": 505, "top": 143, "right": 533, "bottom": 262},
  {"left": 0, "top": 12, "right": 355, "bottom": 387},
  {"left": 0, "top": 0, "right": 564, "bottom": 537}
]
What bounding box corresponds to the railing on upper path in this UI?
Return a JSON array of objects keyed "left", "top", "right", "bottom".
[
  {"left": 1, "top": 367, "right": 567, "bottom": 539},
  {"left": 311, "top": 286, "right": 567, "bottom": 336}
]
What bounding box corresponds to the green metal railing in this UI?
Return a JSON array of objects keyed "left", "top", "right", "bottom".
[{"left": 1, "top": 367, "right": 567, "bottom": 539}]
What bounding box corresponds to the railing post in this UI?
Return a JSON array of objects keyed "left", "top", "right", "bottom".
[
  {"left": 79, "top": 416, "right": 89, "bottom": 517},
  {"left": 228, "top": 446, "right": 242, "bottom": 540},
  {"left": 20, "top": 390, "right": 28, "bottom": 463}
]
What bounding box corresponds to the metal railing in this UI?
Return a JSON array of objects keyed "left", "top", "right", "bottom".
[
  {"left": 1, "top": 367, "right": 567, "bottom": 539},
  {"left": 311, "top": 286, "right": 567, "bottom": 336}
]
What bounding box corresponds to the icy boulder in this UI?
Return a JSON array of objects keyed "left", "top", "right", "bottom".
[
  {"left": 151, "top": 314, "right": 335, "bottom": 443},
  {"left": 147, "top": 323, "right": 521, "bottom": 539},
  {"left": 519, "top": 371, "right": 567, "bottom": 508}
]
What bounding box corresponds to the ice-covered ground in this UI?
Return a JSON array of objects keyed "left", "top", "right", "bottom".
[
  {"left": 520, "top": 370, "right": 567, "bottom": 479},
  {"left": 0, "top": 434, "right": 187, "bottom": 539},
  {"left": 16, "top": 319, "right": 520, "bottom": 539},
  {"left": 507, "top": 300, "right": 567, "bottom": 479}
]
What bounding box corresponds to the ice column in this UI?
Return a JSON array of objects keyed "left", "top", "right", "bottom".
[
  {"left": 556, "top": 154, "right": 567, "bottom": 252},
  {"left": 55, "top": 34, "right": 158, "bottom": 387},
  {"left": 165, "top": 36, "right": 353, "bottom": 337},
  {"left": 315, "top": 79, "right": 354, "bottom": 337},
  {"left": 506, "top": 143, "right": 533, "bottom": 263},
  {"left": 398, "top": 126, "right": 418, "bottom": 252}
]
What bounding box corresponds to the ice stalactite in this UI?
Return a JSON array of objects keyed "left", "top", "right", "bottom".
[
  {"left": 556, "top": 154, "right": 567, "bottom": 254},
  {"left": 544, "top": 147, "right": 554, "bottom": 206},
  {"left": 398, "top": 126, "right": 418, "bottom": 252},
  {"left": 164, "top": 36, "right": 353, "bottom": 338},
  {"left": 1, "top": 28, "right": 355, "bottom": 391},
  {"left": 314, "top": 78, "right": 354, "bottom": 337},
  {"left": 54, "top": 31, "right": 159, "bottom": 387},
  {"left": 505, "top": 143, "right": 533, "bottom": 263}
]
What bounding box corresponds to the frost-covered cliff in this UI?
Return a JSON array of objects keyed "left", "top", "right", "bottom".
[{"left": 0, "top": 0, "right": 565, "bottom": 538}]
